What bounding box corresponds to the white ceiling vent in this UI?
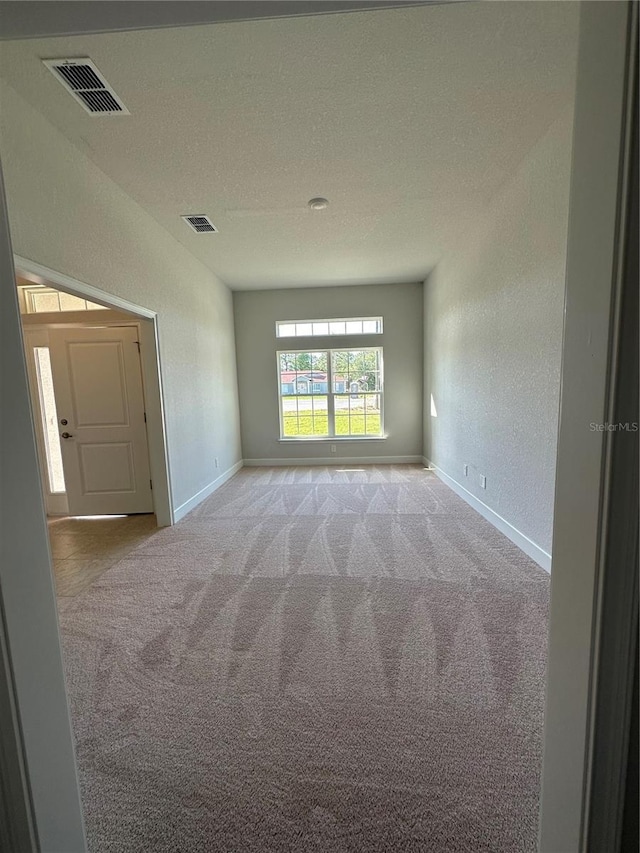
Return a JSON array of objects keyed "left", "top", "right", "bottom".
[
  {"left": 42, "top": 58, "right": 130, "bottom": 115},
  {"left": 181, "top": 215, "right": 218, "bottom": 234}
]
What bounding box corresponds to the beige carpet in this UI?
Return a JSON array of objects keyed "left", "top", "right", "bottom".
[{"left": 58, "top": 465, "right": 549, "bottom": 852}]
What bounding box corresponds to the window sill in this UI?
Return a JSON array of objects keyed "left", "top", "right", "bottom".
[{"left": 278, "top": 436, "right": 387, "bottom": 442}]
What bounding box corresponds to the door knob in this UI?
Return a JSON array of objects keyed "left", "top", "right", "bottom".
[{"left": 61, "top": 432, "right": 73, "bottom": 439}]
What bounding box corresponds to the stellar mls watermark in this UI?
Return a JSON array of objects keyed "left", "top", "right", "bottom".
[{"left": 590, "top": 422, "right": 638, "bottom": 432}]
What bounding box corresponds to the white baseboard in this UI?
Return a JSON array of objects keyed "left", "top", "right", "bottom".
[
  {"left": 423, "top": 458, "right": 551, "bottom": 573},
  {"left": 172, "top": 460, "right": 243, "bottom": 522},
  {"left": 243, "top": 455, "right": 423, "bottom": 466}
]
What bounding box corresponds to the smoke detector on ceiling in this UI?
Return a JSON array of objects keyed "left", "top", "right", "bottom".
[
  {"left": 43, "top": 58, "right": 129, "bottom": 115},
  {"left": 181, "top": 215, "right": 218, "bottom": 234},
  {"left": 308, "top": 198, "right": 329, "bottom": 211}
]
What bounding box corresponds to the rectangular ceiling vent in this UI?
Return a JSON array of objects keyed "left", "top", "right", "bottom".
[
  {"left": 43, "top": 58, "right": 130, "bottom": 115},
  {"left": 181, "top": 215, "right": 218, "bottom": 234}
]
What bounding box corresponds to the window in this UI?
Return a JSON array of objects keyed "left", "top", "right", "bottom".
[
  {"left": 276, "top": 317, "right": 383, "bottom": 338},
  {"left": 18, "top": 285, "right": 108, "bottom": 314},
  {"left": 278, "top": 348, "right": 383, "bottom": 438},
  {"left": 33, "top": 347, "right": 66, "bottom": 493}
]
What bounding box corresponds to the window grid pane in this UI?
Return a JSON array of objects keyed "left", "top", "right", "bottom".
[
  {"left": 331, "top": 349, "right": 381, "bottom": 394},
  {"left": 334, "top": 392, "right": 382, "bottom": 436},
  {"left": 59, "top": 292, "right": 88, "bottom": 311},
  {"left": 32, "top": 291, "right": 61, "bottom": 312},
  {"left": 312, "top": 395, "right": 329, "bottom": 436},
  {"left": 276, "top": 317, "right": 383, "bottom": 338}
]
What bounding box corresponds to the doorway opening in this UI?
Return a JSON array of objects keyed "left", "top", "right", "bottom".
[{"left": 16, "top": 262, "right": 174, "bottom": 596}]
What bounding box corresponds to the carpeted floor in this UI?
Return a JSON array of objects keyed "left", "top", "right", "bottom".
[{"left": 58, "top": 465, "right": 550, "bottom": 852}]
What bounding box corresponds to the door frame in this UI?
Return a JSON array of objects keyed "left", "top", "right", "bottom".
[
  {"left": 0, "top": 3, "right": 636, "bottom": 852},
  {"left": 538, "top": 2, "right": 637, "bottom": 851},
  {"left": 14, "top": 256, "right": 174, "bottom": 527},
  {"left": 0, "top": 163, "right": 86, "bottom": 851}
]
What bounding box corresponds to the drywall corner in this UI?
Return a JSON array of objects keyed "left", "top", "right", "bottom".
[{"left": 173, "top": 460, "right": 243, "bottom": 522}]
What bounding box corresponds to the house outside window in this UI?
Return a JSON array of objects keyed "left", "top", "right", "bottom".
[{"left": 277, "top": 348, "right": 383, "bottom": 438}]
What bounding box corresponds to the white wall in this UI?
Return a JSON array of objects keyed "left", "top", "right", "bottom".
[
  {"left": 423, "top": 111, "right": 575, "bottom": 561},
  {"left": 0, "top": 160, "right": 86, "bottom": 850},
  {"left": 234, "top": 282, "right": 423, "bottom": 463},
  {"left": 0, "top": 81, "right": 242, "bottom": 515}
]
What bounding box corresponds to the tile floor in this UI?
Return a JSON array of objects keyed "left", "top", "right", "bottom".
[{"left": 48, "top": 514, "right": 157, "bottom": 597}]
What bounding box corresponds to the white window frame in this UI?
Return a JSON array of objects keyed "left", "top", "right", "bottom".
[
  {"left": 18, "top": 285, "right": 108, "bottom": 314},
  {"left": 275, "top": 316, "right": 383, "bottom": 338},
  {"left": 277, "top": 346, "right": 384, "bottom": 440}
]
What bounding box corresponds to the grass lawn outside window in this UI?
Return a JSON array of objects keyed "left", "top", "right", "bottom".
[{"left": 281, "top": 396, "right": 382, "bottom": 437}]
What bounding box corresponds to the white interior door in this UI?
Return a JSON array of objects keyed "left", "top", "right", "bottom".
[{"left": 48, "top": 326, "right": 153, "bottom": 515}]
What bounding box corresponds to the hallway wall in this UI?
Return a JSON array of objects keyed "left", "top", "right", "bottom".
[
  {"left": 423, "top": 111, "right": 576, "bottom": 563},
  {"left": 0, "top": 81, "right": 242, "bottom": 516}
]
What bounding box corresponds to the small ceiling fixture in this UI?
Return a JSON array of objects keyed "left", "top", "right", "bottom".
[
  {"left": 308, "top": 197, "right": 329, "bottom": 211},
  {"left": 181, "top": 214, "right": 218, "bottom": 233}
]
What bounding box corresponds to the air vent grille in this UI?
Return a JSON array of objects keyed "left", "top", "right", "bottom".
[
  {"left": 55, "top": 63, "right": 104, "bottom": 91},
  {"left": 181, "top": 215, "right": 218, "bottom": 234},
  {"left": 43, "top": 58, "right": 130, "bottom": 115}
]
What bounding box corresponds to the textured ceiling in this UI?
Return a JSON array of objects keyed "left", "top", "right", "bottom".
[{"left": 0, "top": 2, "right": 578, "bottom": 290}]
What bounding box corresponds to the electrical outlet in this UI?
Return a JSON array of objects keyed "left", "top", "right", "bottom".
[
  {"left": 330, "top": 444, "right": 336, "bottom": 453},
  {"left": 480, "top": 475, "right": 486, "bottom": 489},
  {"left": 215, "top": 457, "right": 219, "bottom": 468},
  {"left": 463, "top": 464, "right": 468, "bottom": 477}
]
